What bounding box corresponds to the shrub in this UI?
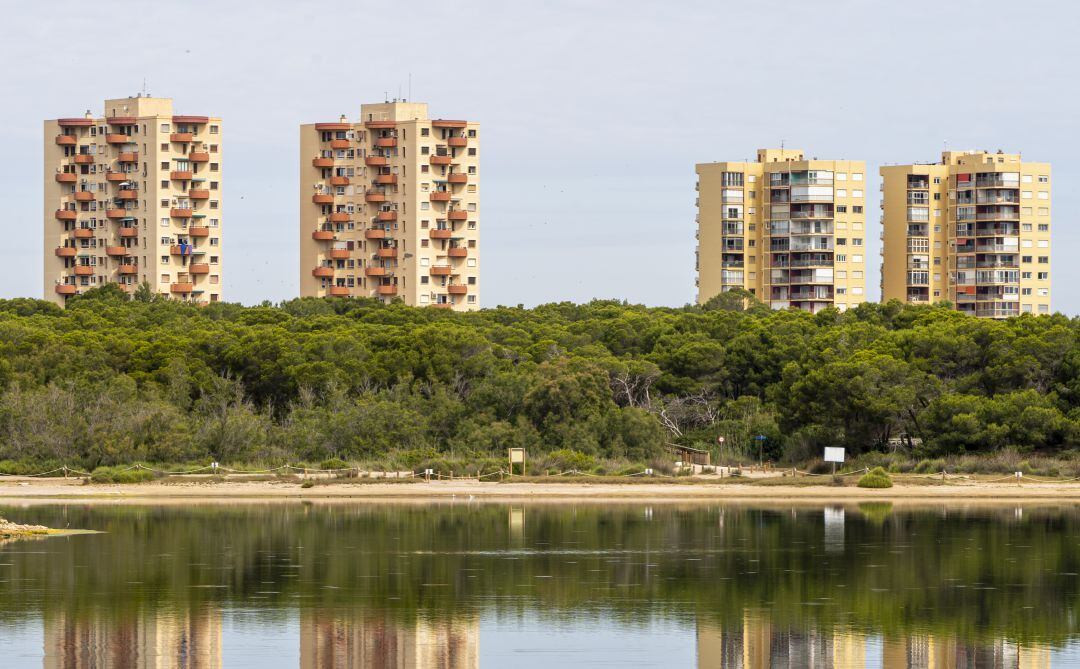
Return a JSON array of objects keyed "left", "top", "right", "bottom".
[
  {"left": 546, "top": 449, "right": 596, "bottom": 472},
  {"left": 89, "top": 466, "right": 156, "bottom": 484},
  {"left": 319, "top": 458, "right": 350, "bottom": 471},
  {"left": 857, "top": 467, "right": 893, "bottom": 489},
  {"left": 300, "top": 480, "right": 315, "bottom": 489}
]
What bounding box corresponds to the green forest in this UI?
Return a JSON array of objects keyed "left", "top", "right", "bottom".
[{"left": 0, "top": 285, "right": 1077, "bottom": 471}]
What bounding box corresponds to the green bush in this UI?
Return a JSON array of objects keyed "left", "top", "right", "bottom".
[
  {"left": 546, "top": 449, "right": 596, "bottom": 472},
  {"left": 857, "top": 467, "right": 893, "bottom": 489},
  {"left": 89, "top": 466, "right": 156, "bottom": 484},
  {"left": 319, "top": 458, "right": 350, "bottom": 471},
  {"left": 300, "top": 480, "right": 315, "bottom": 489}
]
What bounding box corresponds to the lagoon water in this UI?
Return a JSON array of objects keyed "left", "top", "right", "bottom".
[{"left": 1, "top": 503, "right": 1079, "bottom": 667}]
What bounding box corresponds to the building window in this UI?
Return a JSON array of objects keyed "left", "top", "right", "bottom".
[{"left": 210, "top": 125, "right": 219, "bottom": 134}]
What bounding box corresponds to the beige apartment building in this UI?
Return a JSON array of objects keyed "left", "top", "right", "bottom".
[
  {"left": 696, "top": 149, "right": 867, "bottom": 312},
  {"left": 299, "top": 101, "right": 479, "bottom": 309},
  {"left": 881, "top": 151, "right": 1051, "bottom": 318},
  {"left": 44, "top": 95, "right": 223, "bottom": 306}
]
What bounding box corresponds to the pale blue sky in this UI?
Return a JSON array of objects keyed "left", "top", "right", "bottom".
[{"left": 2, "top": 0, "right": 1077, "bottom": 310}]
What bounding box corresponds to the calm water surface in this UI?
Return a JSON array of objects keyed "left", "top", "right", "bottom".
[{"left": 1, "top": 502, "right": 1079, "bottom": 667}]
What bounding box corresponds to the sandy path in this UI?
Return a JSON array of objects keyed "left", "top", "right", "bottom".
[{"left": 1, "top": 476, "right": 1079, "bottom": 505}]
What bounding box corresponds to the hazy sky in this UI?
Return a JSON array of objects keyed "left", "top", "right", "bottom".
[{"left": 3, "top": 0, "right": 1078, "bottom": 311}]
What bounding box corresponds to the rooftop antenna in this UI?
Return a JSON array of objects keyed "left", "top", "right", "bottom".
[
  {"left": 780, "top": 138, "right": 785, "bottom": 151},
  {"left": 142, "top": 77, "right": 149, "bottom": 97}
]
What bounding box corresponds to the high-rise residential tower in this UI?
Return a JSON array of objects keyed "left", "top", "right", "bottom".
[
  {"left": 695, "top": 149, "right": 867, "bottom": 312},
  {"left": 44, "top": 95, "right": 223, "bottom": 305},
  {"left": 880, "top": 151, "right": 1051, "bottom": 317},
  {"left": 300, "top": 101, "right": 479, "bottom": 309}
]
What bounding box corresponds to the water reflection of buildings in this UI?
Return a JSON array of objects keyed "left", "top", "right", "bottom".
[
  {"left": 697, "top": 610, "right": 1052, "bottom": 668},
  {"left": 300, "top": 611, "right": 479, "bottom": 669},
  {"left": 43, "top": 606, "right": 222, "bottom": 668}
]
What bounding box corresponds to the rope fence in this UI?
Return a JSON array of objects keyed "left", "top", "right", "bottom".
[{"left": 5, "top": 462, "right": 1080, "bottom": 484}]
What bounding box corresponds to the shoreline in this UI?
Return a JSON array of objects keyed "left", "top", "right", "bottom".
[{"left": 2, "top": 477, "right": 1080, "bottom": 505}]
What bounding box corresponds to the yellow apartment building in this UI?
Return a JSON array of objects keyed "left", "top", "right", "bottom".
[
  {"left": 300, "top": 101, "right": 479, "bottom": 309},
  {"left": 696, "top": 149, "right": 867, "bottom": 312},
  {"left": 44, "top": 95, "right": 223, "bottom": 305},
  {"left": 880, "top": 150, "right": 1051, "bottom": 317}
]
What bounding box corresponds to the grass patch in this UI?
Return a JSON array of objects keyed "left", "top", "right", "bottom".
[{"left": 87, "top": 466, "right": 157, "bottom": 484}]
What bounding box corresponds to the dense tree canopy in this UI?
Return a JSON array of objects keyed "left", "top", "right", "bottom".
[{"left": 0, "top": 285, "right": 1076, "bottom": 468}]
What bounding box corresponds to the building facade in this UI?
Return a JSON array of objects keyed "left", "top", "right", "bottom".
[
  {"left": 300, "top": 101, "right": 479, "bottom": 309},
  {"left": 696, "top": 149, "right": 867, "bottom": 312},
  {"left": 881, "top": 151, "right": 1051, "bottom": 317},
  {"left": 44, "top": 95, "right": 223, "bottom": 305}
]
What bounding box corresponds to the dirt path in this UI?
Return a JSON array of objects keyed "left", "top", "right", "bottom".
[{"left": 1, "top": 476, "right": 1077, "bottom": 505}]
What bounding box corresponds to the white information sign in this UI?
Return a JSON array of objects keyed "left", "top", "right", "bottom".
[{"left": 824, "top": 447, "right": 846, "bottom": 463}]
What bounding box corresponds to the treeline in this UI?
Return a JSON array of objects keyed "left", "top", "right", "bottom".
[{"left": 0, "top": 285, "right": 1077, "bottom": 469}]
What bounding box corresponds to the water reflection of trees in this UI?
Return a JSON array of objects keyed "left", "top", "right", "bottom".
[{"left": 2, "top": 504, "right": 1078, "bottom": 655}]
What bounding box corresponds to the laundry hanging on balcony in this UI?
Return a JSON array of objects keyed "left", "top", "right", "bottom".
[{"left": 177, "top": 243, "right": 193, "bottom": 256}]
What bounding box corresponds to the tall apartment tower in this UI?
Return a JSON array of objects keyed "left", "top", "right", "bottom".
[
  {"left": 300, "top": 101, "right": 479, "bottom": 309},
  {"left": 44, "top": 95, "right": 224, "bottom": 305},
  {"left": 881, "top": 151, "right": 1051, "bottom": 317},
  {"left": 695, "top": 149, "right": 867, "bottom": 312}
]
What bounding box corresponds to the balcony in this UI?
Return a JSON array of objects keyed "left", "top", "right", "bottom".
[
  {"left": 312, "top": 230, "right": 335, "bottom": 241},
  {"left": 106, "top": 134, "right": 130, "bottom": 144},
  {"left": 376, "top": 211, "right": 397, "bottom": 221},
  {"left": 430, "top": 265, "right": 452, "bottom": 276},
  {"left": 189, "top": 226, "right": 210, "bottom": 237},
  {"left": 171, "top": 170, "right": 193, "bottom": 180},
  {"left": 312, "top": 194, "right": 334, "bottom": 204},
  {"left": 430, "top": 229, "right": 452, "bottom": 239},
  {"left": 117, "top": 189, "right": 138, "bottom": 200},
  {"left": 54, "top": 247, "right": 77, "bottom": 257},
  {"left": 365, "top": 266, "right": 386, "bottom": 276},
  {"left": 433, "top": 120, "right": 467, "bottom": 129},
  {"left": 365, "top": 229, "right": 386, "bottom": 240},
  {"left": 326, "top": 248, "right": 350, "bottom": 260},
  {"left": 73, "top": 191, "right": 95, "bottom": 202},
  {"left": 170, "top": 283, "right": 194, "bottom": 294},
  {"left": 190, "top": 152, "right": 210, "bottom": 163},
  {"left": 447, "top": 285, "right": 468, "bottom": 295},
  {"left": 189, "top": 263, "right": 210, "bottom": 275},
  {"left": 430, "top": 155, "right": 453, "bottom": 166},
  {"left": 312, "top": 267, "right": 334, "bottom": 278},
  {"left": 55, "top": 173, "right": 77, "bottom": 183},
  {"left": 188, "top": 189, "right": 210, "bottom": 200},
  {"left": 118, "top": 264, "right": 138, "bottom": 275},
  {"left": 170, "top": 245, "right": 193, "bottom": 256},
  {"left": 377, "top": 285, "right": 397, "bottom": 296},
  {"left": 448, "top": 173, "right": 468, "bottom": 184},
  {"left": 376, "top": 248, "right": 398, "bottom": 258},
  {"left": 448, "top": 137, "right": 468, "bottom": 148},
  {"left": 448, "top": 210, "right": 468, "bottom": 221},
  {"left": 312, "top": 157, "right": 334, "bottom": 168},
  {"left": 328, "top": 176, "right": 350, "bottom": 186},
  {"left": 365, "top": 191, "right": 386, "bottom": 203},
  {"left": 118, "top": 152, "right": 138, "bottom": 163},
  {"left": 375, "top": 174, "right": 397, "bottom": 185},
  {"left": 55, "top": 285, "right": 77, "bottom": 296},
  {"left": 170, "top": 132, "right": 194, "bottom": 143},
  {"left": 328, "top": 286, "right": 350, "bottom": 297},
  {"left": 365, "top": 156, "right": 387, "bottom": 167},
  {"left": 73, "top": 266, "right": 94, "bottom": 276},
  {"left": 431, "top": 303, "right": 454, "bottom": 309},
  {"left": 55, "top": 210, "right": 77, "bottom": 221},
  {"left": 118, "top": 227, "right": 138, "bottom": 237},
  {"left": 55, "top": 135, "right": 77, "bottom": 146},
  {"left": 328, "top": 212, "right": 351, "bottom": 222},
  {"left": 73, "top": 155, "right": 94, "bottom": 164},
  {"left": 374, "top": 137, "right": 397, "bottom": 148},
  {"left": 329, "top": 139, "right": 350, "bottom": 149},
  {"left": 171, "top": 208, "right": 193, "bottom": 218},
  {"left": 430, "top": 192, "right": 452, "bottom": 202},
  {"left": 106, "top": 172, "right": 130, "bottom": 182},
  {"left": 74, "top": 228, "right": 94, "bottom": 239},
  {"left": 105, "top": 246, "right": 127, "bottom": 256},
  {"left": 448, "top": 247, "right": 468, "bottom": 258}
]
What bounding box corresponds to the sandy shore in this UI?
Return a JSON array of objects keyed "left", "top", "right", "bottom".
[{"left": 1, "top": 476, "right": 1080, "bottom": 505}]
